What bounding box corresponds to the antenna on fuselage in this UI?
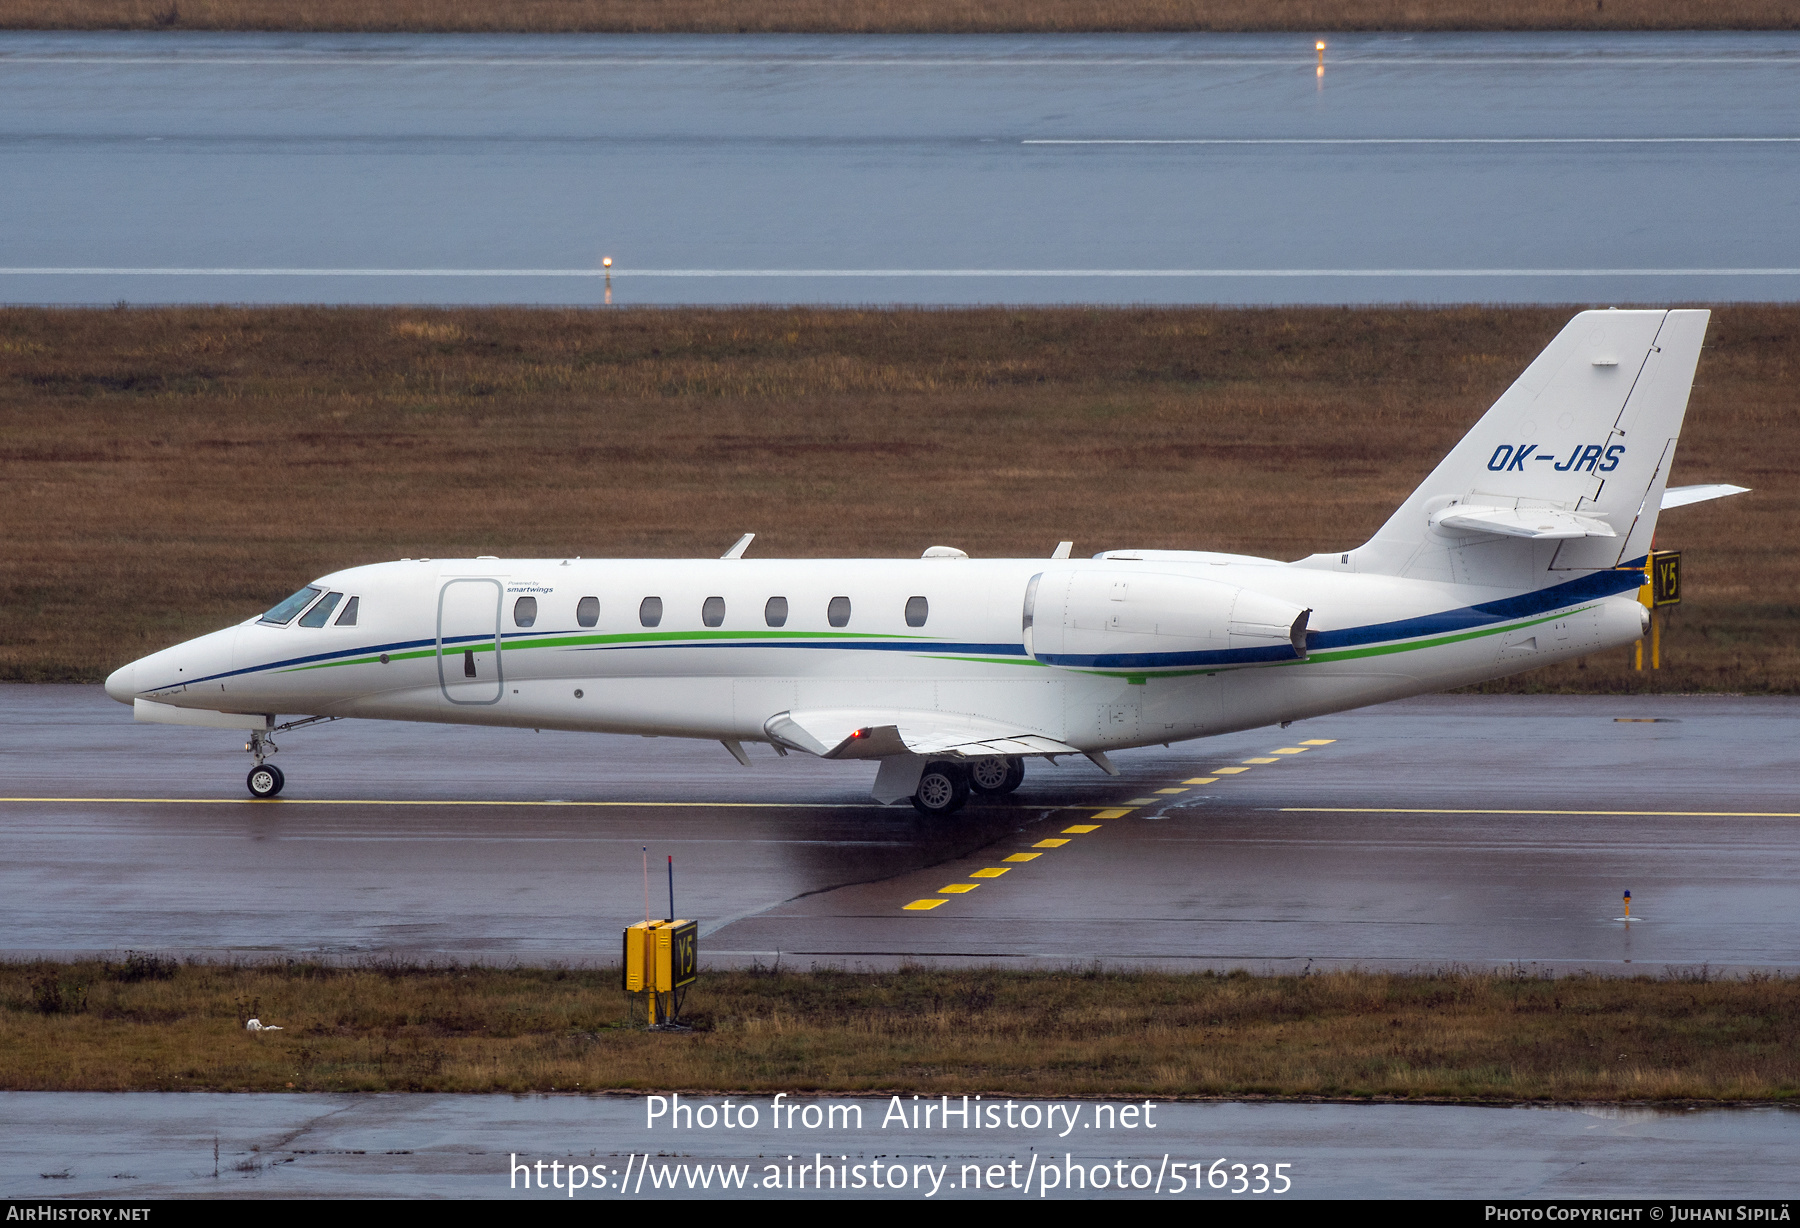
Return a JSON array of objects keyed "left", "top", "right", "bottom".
[{"left": 721, "top": 533, "right": 755, "bottom": 560}]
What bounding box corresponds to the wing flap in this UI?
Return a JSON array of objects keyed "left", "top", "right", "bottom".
[{"left": 764, "top": 708, "right": 1080, "bottom": 760}]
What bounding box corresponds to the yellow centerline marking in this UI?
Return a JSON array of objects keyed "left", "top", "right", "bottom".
[
  {"left": 1283, "top": 807, "right": 1800, "bottom": 819},
  {"left": 907, "top": 736, "right": 1350, "bottom": 912},
  {"left": 0, "top": 797, "right": 1131, "bottom": 811}
]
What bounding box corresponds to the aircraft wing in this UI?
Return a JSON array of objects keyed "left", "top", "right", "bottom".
[
  {"left": 1661, "top": 483, "right": 1751, "bottom": 510},
  {"left": 764, "top": 708, "right": 1081, "bottom": 761}
]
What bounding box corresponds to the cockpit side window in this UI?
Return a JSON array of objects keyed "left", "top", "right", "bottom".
[
  {"left": 335, "top": 596, "right": 359, "bottom": 626},
  {"left": 298, "top": 591, "right": 344, "bottom": 628},
  {"left": 260, "top": 586, "right": 322, "bottom": 626}
]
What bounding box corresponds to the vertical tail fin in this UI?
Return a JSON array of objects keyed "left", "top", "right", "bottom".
[{"left": 1341, "top": 308, "right": 1709, "bottom": 590}]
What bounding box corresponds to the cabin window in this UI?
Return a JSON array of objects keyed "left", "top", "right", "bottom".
[
  {"left": 827, "top": 596, "right": 851, "bottom": 628},
  {"left": 764, "top": 596, "right": 788, "bottom": 627},
  {"left": 335, "top": 596, "right": 359, "bottom": 626},
  {"left": 299, "top": 591, "right": 344, "bottom": 628},
  {"left": 260, "top": 586, "right": 321, "bottom": 626},
  {"left": 513, "top": 596, "right": 537, "bottom": 628},
  {"left": 905, "top": 596, "right": 929, "bottom": 628},
  {"left": 639, "top": 596, "right": 663, "bottom": 627},
  {"left": 702, "top": 596, "right": 726, "bottom": 627},
  {"left": 576, "top": 596, "right": 599, "bottom": 628}
]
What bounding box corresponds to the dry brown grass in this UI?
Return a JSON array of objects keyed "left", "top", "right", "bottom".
[
  {"left": 2, "top": 960, "right": 1793, "bottom": 1099},
  {"left": 0, "top": 304, "right": 1791, "bottom": 690},
  {"left": 6, "top": 0, "right": 1798, "bottom": 32}
]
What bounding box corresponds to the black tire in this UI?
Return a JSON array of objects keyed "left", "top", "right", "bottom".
[
  {"left": 968, "top": 755, "right": 1025, "bottom": 796},
  {"left": 247, "top": 763, "right": 285, "bottom": 799},
  {"left": 910, "top": 761, "right": 969, "bottom": 815}
]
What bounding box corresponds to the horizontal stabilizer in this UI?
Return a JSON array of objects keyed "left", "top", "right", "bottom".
[
  {"left": 1429, "top": 505, "right": 1616, "bottom": 540},
  {"left": 765, "top": 708, "right": 1080, "bottom": 760},
  {"left": 1661, "top": 483, "right": 1750, "bottom": 510},
  {"left": 134, "top": 698, "right": 272, "bottom": 730}
]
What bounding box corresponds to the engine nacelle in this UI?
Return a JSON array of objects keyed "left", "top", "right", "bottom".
[{"left": 1023, "top": 568, "right": 1311, "bottom": 672}]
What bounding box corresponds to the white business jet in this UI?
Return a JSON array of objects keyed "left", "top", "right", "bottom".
[{"left": 106, "top": 309, "right": 1747, "bottom": 812}]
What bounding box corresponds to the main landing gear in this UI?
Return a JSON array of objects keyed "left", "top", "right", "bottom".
[
  {"left": 910, "top": 755, "right": 1024, "bottom": 816},
  {"left": 968, "top": 754, "right": 1026, "bottom": 797}
]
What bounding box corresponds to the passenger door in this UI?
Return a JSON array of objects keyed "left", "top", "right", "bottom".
[{"left": 437, "top": 578, "right": 503, "bottom": 705}]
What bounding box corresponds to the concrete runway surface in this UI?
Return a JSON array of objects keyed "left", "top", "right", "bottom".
[
  {"left": 2, "top": 1092, "right": 1795, "bottom": 1199},
  {"left": 3, "top": 31, "right": 1800, "bottom": 305},
  {"left": 3, "top": 684, "right": 1796, "bottom": 972}
]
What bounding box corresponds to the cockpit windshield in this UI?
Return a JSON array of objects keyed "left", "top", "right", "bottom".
[
  {"left": 298, "top": 592, "right": 344, "bottom": 628},
  {"left": 260, "top": 586, "right": 322, "bottom": 625}
]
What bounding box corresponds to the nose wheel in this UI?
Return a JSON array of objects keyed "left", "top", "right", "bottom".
[{"left": 247, "top": 763, "right": 286, "bottom": 798}]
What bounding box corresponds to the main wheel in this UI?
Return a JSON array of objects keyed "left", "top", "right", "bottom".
[
  {"left": 967, "top": 755, "right": 1025, "bottom": 796},
  {"left": 247, "top": 763, "right": 285, "bottom": 799},
  {"left": 910, "top": 761, "right": 969, "bottom": 815}
]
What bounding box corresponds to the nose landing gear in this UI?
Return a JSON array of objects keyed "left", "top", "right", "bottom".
[
  {"left": 247, "top": 762, "right": 286, "bottom": 798},
  {"left": 245, "top": 730, "right": 284, "bottom": 797},
  {"left": 239, "top": 715, "right": 340, "bottom": 798}
]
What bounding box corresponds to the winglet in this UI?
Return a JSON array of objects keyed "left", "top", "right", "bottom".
[
  {"left": 1051, "top": 541, "right": 1074, "bottom": 559},
  {"left": 721, "top": 533, "right": 755, "bottom": 560}
]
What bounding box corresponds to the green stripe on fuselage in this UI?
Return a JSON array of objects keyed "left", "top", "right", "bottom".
[
  {"left": 272, "top": 606, "right": 1593, "bottom": 680},
  {"left": 278, "top": 628, "right": 926, "bottom": 674}
]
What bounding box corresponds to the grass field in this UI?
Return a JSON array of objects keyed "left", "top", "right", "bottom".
[
  {"left": 7, "top": 0, "right": 1798, "bottom": 32},
  {"left": 0, "top": 304, "right": 1791, "bottom": 691},
  {"left": 3, "top": 960, "right": 1793, "bottom": 1100}
]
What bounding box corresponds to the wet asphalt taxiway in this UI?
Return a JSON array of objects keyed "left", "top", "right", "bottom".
[{"left": 2, "top": 684, "right": 1796, "bottom": 973}]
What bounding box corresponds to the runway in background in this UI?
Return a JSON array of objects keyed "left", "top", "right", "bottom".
[{"left": 3, "top": 31, "right": 1799, "bottom": 305}]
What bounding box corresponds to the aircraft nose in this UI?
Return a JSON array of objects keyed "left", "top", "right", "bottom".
[{"left": 104, "top": 660, "right": 138, "bottom": 705}]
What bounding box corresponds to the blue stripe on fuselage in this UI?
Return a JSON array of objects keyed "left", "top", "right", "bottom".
[
  {"left": 1035, "top": 564, "right": 1647, "bottom": 670},
  {"left": 147, "top": 564, "right": 1647, "bottom": 690}
]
